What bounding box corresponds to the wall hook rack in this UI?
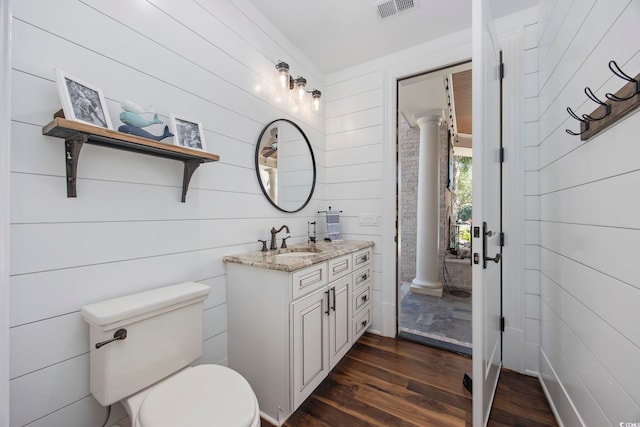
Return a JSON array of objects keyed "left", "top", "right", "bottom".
[
  {"left": 606, "top": 60, "right": 640, "bottom": 101},
  {"left": 582, "top": 87, "right": 610, "bottom": 121},
  {"left": 566, "top": 60, "right": 640, "bottom": 141},
  {"left": 565, "top": 106, "right": 590, "bottom": 136}
]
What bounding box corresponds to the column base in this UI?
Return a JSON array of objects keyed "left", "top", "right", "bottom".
[{"left": 410, "top": 278, "right": 443, "bottom": 297}]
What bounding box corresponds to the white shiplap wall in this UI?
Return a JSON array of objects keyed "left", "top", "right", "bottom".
[
  {"left": 535, "top": 0, "right": 640, "bottom": 425},
  {"left": 9, "top": 0, "right": 325, "bottom": 426}
]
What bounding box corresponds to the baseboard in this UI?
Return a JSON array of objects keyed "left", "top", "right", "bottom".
[
  {"left": 398, "top": 331, "right": 471, "bottom": 356},
  {"left": 538, "top": 370, "right": 564, "bottom": 427},
  {"left": 538, "top": 347, "right": 582, "bottom": 427}
]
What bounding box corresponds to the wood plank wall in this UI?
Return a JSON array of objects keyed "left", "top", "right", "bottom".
[
  {"left": 8, "top": 1, "right": 325, "bottom": 426},
  {"left": 534, "top": 0, "right": 640, "bottom": 424}
]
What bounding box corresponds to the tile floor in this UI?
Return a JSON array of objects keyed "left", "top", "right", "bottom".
[{"left": 399, "top": 281, "right": 472, "bottom": 351}]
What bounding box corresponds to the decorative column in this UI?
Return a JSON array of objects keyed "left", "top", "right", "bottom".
[
  {"left": 411, "top": 112, "right": 443, "bottom": 297},
  {"left": 266, "top": 167, "right": 277, "bottom": 202}
]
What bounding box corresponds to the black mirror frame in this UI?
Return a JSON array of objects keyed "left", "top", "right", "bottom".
[{"left": 255, "top": 119, "right": 316, "bottom": 213}]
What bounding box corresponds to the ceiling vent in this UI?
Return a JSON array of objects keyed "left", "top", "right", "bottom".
[{"left": 375, "top": 0, "right": 417, "bottom": 20}]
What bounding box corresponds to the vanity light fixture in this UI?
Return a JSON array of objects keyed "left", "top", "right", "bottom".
[
  {"left": 276, "top": 61, "right": 290, "bottom": 90},
  {"left": 275, "top": 60, "right": 322, "bottom": 111},
  {"left": 311, "top": 89, "right": 321, "bottom": 111},
  {"left": 294, "top": 76, "right": 307, "bottom": 101}
]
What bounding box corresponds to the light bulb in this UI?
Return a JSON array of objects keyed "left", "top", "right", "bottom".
[
  {"left": 295, "top": 77, "right": 307, "bottom": 101},
  {"left": 311, "top": 89, "right": 321, "bottom": 111},
  {"left": 275, "top": 61, "right": 290, "bottom": 90}
]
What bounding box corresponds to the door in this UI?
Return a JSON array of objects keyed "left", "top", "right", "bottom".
[
  {"left": 472, "top": 0, "right": 503, "bottom": 425},
  {"left": 329, "top": 275, "right": 351, "bottom": 368},
  {"left": 291, "top": 287, "right": 329, "bottom": 409}
]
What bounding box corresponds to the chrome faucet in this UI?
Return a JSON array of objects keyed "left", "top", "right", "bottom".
[{"left": 270, "top": 225, "right": 290, "bottom": 250}]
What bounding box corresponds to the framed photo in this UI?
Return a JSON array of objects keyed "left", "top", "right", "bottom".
[
  {"left": 55, "top": 69, "right": 112, "bottom": 129},
  {"left": 169, "top": 114, "right": 207, "bottom": 151}
]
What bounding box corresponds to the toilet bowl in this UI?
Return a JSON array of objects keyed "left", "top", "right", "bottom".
[
  {"left": 81, "top": 282, "right": 260, "bottom": 427},
  {"left": 124, "top": 365, "right": 260, "bottom": 427}
]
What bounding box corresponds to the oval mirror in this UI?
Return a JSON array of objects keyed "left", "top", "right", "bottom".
[{"left": 255, "top": 119, "right": 316, "bottom": 212}]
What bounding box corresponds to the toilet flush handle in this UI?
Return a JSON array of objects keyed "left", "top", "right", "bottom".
[{"left": 95, "top": 328, "right": 127, "bottom": 349}]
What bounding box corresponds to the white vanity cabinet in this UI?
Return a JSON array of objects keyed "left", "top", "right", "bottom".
[
  {"left": 225, "top": 242, "right": 373, "bottom": 426},
  {"left": 351, "top": 247, "right": 372, "bottom": 342}
]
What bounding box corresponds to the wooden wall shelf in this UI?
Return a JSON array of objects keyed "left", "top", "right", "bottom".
[{"left": 42, "top": 118, "right": 220, "bottom": 202}]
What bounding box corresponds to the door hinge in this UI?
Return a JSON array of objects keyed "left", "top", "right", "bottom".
[
  {"left": 499, "top": 232, "right": 505, "bottom": 247},
  {"left": 499, "top": 147, "right": 505, "bottom": 163},
  {"left": 499, "top": 62, "right": 505, "bottom": 79},
  {"left": 500, "top": 316, "right": 505, "bottom": 332}
]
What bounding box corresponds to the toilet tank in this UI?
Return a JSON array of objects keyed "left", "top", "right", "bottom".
[{"left": 81, "top": 282, "right": 210, "bottom": 406}]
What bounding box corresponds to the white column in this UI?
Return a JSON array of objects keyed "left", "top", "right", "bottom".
[
  {"left": 266, "top": 167, "right": 277, "bottom": 202},
  {"left": 411, "top": 112, "right": 443, "bottom": 297}
]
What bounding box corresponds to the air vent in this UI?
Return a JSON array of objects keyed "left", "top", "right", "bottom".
[
  {"left": 375, "top": 0, "right": 417, "bottom": 20},
  {"left": 395, "top": 0, "right": 415, "bottom": 12}
]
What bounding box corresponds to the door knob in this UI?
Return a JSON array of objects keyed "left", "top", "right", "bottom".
[{"left": 482, "top": 222, "right": 501, "bottom": 269}]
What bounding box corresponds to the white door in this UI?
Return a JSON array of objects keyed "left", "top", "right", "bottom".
[{"left": 472, "top": 0, "right": 503, "bottom": 425}]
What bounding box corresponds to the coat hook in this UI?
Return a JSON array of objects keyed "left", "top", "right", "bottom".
[
  {"left": 565, "top": 106, "right": 590, "bottom": 136},
  {"left": 582, "top": 87, "right": 611, "bottom": 121},
  {"left": 605, "top": 60, "right": 640, "bottom": 102}
]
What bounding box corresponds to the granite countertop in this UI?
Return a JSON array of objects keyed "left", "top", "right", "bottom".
[{"left": 223, "top": 240, "right": 374, "bottom": 272}]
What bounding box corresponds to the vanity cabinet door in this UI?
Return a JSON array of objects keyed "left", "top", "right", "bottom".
[
  {"left": 291, "top": 287, "right": 329, "bottom": 409},
  {"left": 329, "top": 275, "right": 351, "bottom": 369}
]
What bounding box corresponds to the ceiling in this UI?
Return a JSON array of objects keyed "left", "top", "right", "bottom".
[
  {"left": 246, "top": 0, "right": 538, "bottom": 74},
  {"left": 398, "top": 61, "right": 471, "bottom": 127},
  {"left": 398, "top": 62, "right": 472, "bottom": 154}
]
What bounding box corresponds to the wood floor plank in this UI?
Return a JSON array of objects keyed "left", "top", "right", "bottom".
[
  {"left": 346, "top": 341, "right": 472, "bottom": 399},
  {"left": 259, "top": 334, "right": 558, "bottom": 427},
  {"left": 308, "top": 372, "right": 419, "bottom": 426}
]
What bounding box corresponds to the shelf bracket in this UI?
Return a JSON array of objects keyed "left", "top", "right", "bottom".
[
  {"left": 181, "top": 159, "right": 201, "bottom": 202},
  {"left": 65, "top": 134, "right": 87, "bottom": 197}
]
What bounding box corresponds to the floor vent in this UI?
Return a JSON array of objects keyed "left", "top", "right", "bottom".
[{"left": 375, "top": 0, "right": 417, "bottom": 20}]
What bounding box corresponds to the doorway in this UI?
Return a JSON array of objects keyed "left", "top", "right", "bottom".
[{"left": 397, "top": 61, "right": 473, "bottom": 355}]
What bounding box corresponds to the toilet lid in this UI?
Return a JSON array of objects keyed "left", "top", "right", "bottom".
[{"left": 139, "top": 365, "right": 257, "bottom": 427}]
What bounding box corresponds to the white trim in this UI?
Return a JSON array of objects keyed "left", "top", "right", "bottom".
[
  {"left": 0, "top": 0, "right": 10, "bottom": 425},
  {"left": 383, "top": 34, "right": 472, "bottom": 338},
  {"left": 499, "top": 29, "right": 527, "bottom": 374}
]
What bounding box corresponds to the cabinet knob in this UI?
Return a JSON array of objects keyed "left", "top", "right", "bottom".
[
  {"left": 361, "top": 295, "right": 368, "bottom": 302},
  {"left": 361, "top": 320, "right": 367, "bottom": 327}
]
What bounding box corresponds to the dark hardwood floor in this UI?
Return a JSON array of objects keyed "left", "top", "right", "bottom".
[{"left": 262, "top": 333, "right": 557, "bottom": 427}]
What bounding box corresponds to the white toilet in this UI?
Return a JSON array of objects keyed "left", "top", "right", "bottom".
[{"left": 81, "top": 282, "right": 260, "bottom": 427}]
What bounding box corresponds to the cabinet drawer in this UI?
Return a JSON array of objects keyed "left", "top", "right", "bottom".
[
  {"left": 353, "top": 247, "right": 372, "bottom": 269},
  {"left": 291, "top": 262, "right": 328, "bottom": 300},
  {"left": 353, "top": 306, "right": 371, "bottom": 341},
  {"left": 352, "top": 282, "right": 371, "bottom": 315},
  {"left": 327, "top": 254, "right": 352, "bottom": 282},
  {"left": 352, "top": 265, "right": 371, "bottom": 290}
]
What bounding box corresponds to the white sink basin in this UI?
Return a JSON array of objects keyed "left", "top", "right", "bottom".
[{"left": 274, "top": 251, "right": 318, "bottom": 259}]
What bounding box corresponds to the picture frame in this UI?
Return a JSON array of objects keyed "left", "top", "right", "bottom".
[
  {"left": 169, "top": 114, "right": 207, "bottom": 151},
  {"left": 54, "top": 69, "right": 112, "bottom": 129}
]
